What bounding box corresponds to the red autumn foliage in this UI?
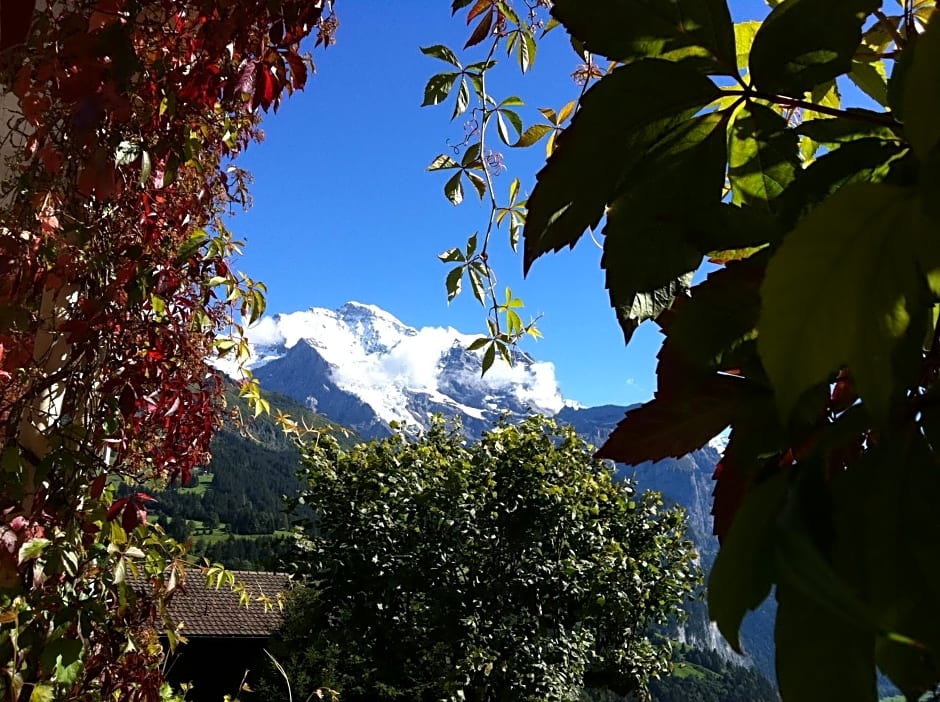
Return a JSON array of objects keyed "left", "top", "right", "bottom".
[{"left": 0, "top": 0, "right": 336, "bottom": 696}]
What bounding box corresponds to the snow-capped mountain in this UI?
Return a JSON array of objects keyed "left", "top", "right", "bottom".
[{"left": 228, "top": 302, "right": 569, "bottom": 438}]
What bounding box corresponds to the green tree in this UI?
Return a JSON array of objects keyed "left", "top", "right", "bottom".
[
  {"left": 425, "top": 1, "right": 940, "bottom": 700},
  {"left": 267, "top": 416, "right": 699, "bottom": 702}
]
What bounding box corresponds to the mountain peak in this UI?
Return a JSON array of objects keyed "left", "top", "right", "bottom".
[{"left": 237, "top": 301, "right": 567, "bottom": 434}]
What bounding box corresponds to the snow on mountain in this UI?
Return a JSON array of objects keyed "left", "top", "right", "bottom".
[{"left": 221, "top": 301, "right": 566, "bottom": 434}]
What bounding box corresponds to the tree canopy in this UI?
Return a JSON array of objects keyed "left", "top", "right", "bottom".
[
  {"left": 422, "top": 0, "right": 940, "bottom": 700},
  {"left": 268, "top": 416, "right": 699, "bottom": 701}
]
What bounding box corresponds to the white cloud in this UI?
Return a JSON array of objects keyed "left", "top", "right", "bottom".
[{"left": 246, "top": 317, "right": 286, "bottom": 346}]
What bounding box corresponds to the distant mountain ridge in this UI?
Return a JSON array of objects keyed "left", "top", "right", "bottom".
[
  {"left": 227, "top": 301, "right": 571, "bottom": 437},
  {"left": 221, "top": 302, "right": 775, "bottom": 682}
]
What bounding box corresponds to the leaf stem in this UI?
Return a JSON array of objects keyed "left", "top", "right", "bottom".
[
  {"left": 874, "top": 9, "right": 906, "bottom": 49},
  {"left": 720, "top": 89, "right": 899, "bottom": 127}
]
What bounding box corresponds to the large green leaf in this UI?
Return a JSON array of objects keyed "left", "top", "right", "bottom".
[
  {"left": 551, "top": 0, "right": 736, "bottom": 74},
  {"left": 759, "top": 184, "right": 926, "bottom": 421},
  {"left": 774, "top": 579, "right": 877, "bottom": 702},
  {"left": 685, "top": 202, "right": 785, "bottom": 252},
  {"left": 727, "top": 102, "right": 799, "bottom": 210},
  {"left": 660, "top": 259, "right": 762, "bottom": 372},
  {"left": 777, "top": 137, "right": 906, "bottom": 227},
  {"left": 708, "top": 471, "right": 787, "bottom": 652},
  {"left": 749, "top": 0, "right": 879, "bottom": 97},
  {"left": 523, "top": 60, "right": 719, "bottom": 274},
  {"left": 902, "top": 13, "right": 940, "bottom": 159},
  {"left": 601, "top": 110, "right": 729, "bottom": 339}
]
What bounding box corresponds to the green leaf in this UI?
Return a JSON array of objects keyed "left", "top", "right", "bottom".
[
  {"left": 795, "top": 113, "right": 899, "bottom": 145},
  {"left": 481, "top": 343, "right": 496, "bottom": 375},
  {"left": 468, "top": 264, "right": 487, "bottom": 305},
  {"left": 446, "top": 266, "right": 463, "bottom": 302},
  {"left": 727, "top": 102, "right": 800, "bottom": 210},
  {"left": 749, "top": 0, "right": 879, "bottom": 97},
  {"left": 40, "top": 638, "right": 83, "bottom": 689},
  {"left": 513, "top": 123, "right": 552, "bottom": 148},
  {"left": 445, "top": 172, "right": 464, "bottom": 206},
  {"left": 427, "top": 154, "right": 461, "bottom": 171},
  {"left": 734, "top": 20, "right": 762, "bottom": 73},
  {"left": 775, "top": 580, "right": 877, "bottom": 701},
  {"left": 601, "top": 110, "right": 729, "bottom": 340},
  {"left": 551, "top": 0, "right": 736, "bottom": 74},
  {"left": 139, "top": 149, "right": 152, "bottom": 188},
  {"left": 438, "top": 247, "right": 465, "bottom": 264},
  {"left": 29, "top": 685, "right": 54, "bottom": 702},
  {"left": 849, "top": 60, "right": 889, "bottom": 106},
  {"left": 452, "top": 77, "right": 470, "bottom": 119},
  {"left": 422, "top": 72, "right": 458, "bottom": 107},
  {"left": 902, "top": 14, "right": 940, "bottom": 159},
  {"left": 176, "top": 228, "right": 209, "bottom": 263},
  {"left": 524, "top": 60, "right": 719, "bottom": 274},
  {"left": 420, "top": 44, "right": 462, "bottom": 67},
  {"left": 661, "top": 260, "right": 762, "bottom": 372},
  {"left": 686, "top": 203, "right": 785, "bottom": 253},
  {"left": 778, "top": 137, "right": 906, "bottom": 227},
  {"left": 465, "top": 171, "right": 487, "bottom": 199},
  {"left": 708, "top": 472, "right": 787, "bottom": 652},
  {"left": 18, "top": 537, "right": 51, "bottom": 563},
  {"left": 759, "top": 184, "right": 924, "bottom": 421}
]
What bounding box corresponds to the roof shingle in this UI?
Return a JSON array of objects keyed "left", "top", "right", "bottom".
[{"left": 165, "top": 569, "right": 292, "bottom": 638}]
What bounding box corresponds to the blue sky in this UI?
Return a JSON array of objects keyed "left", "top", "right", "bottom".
[{"left": 231, "top": 1, "right": 771, "bottom": 408}]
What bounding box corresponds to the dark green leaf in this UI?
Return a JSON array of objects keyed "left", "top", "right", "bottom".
[
  {"left": 420, "top": 44, "right": 462, "bottom": 67},
  {"left": 551, "top": 0, "right": 736, "bottom": 74},
  {"left": 601, "top": 110, "right": 729, "bottom": 340},
  {"left": 465, "top": 171, "right": 487, "bottom": 199},
  {"left": 446, "top": 266, "right": 463, "bottom": 302},
  {"left": 728, "top": 102, "right": 800, "bottom": 210},
  {"left": 849, "top": 60, "right": 889, "bottom": 106},
  {"left": 438, "top": 247, "right": 465, "bottom": 264},
  {"left": 422, "top": 72, "right": 459, "bottom": 107},
  {"left": 759, "top": 184, "right": 924, "bottom": 421},
  {"left": 708, "top": 472, "right": 788, "bottom": 652},
  {"left": 445, "top": 172, "right": 464, "bottom": 206},
  {"left": 40, "top": 638, "right": 83, "bottom": 689},
  {"left": 775, "top": 580, "right": 877, "bottom": 701},
  {"left": 796, "top": 113, "right": 899, "bottom": 145},
  {"left": 466, "top": 232, "right": 478, "bottom": 258},
  {"left": 428, "top": 154, "right": 461, "bottom": 171},
  {"left": 452, "top": 77, "right": 470, "bottom": 119},
  {"left": 902, "top": 14, "right": 940, "bottom": 159},
  {"left": 481, "top": 343, "right": 496, "bottom": 374},
  {"left": 524, "top": 60, "right": 719, "bottom": 274},
  {"left": 686, "top": 202, "right": 785, "bottom": 252},
  {"left": 749, "top": 0, "right": 879, "bottom": 97},
  {"left": 175, "top": 228, "right": 209, "bottom": 264},
  {"left": 778, "top": 137, "right": 906, "bottom": 227},
  {"left": 466, "top": 337, "right": 489, "bottom": 351},
  {"left": 661, "top": 260, "right": 762, "bottom": 372},
  {"left": 468, "top": 264, "right": 486, "bottom": 305}
]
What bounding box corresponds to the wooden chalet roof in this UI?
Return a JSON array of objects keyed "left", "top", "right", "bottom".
[{"left": 165, "top": 569, "right": 292, "bottom": 638}]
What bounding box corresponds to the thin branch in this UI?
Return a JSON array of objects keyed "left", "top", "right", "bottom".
[{"left": 721, "top": 89, "right": 900, "bottom": 127}]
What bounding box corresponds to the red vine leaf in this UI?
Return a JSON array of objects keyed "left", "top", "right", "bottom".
[{"left": 595, "top": 374, "right": 744, "bottom": 465}]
